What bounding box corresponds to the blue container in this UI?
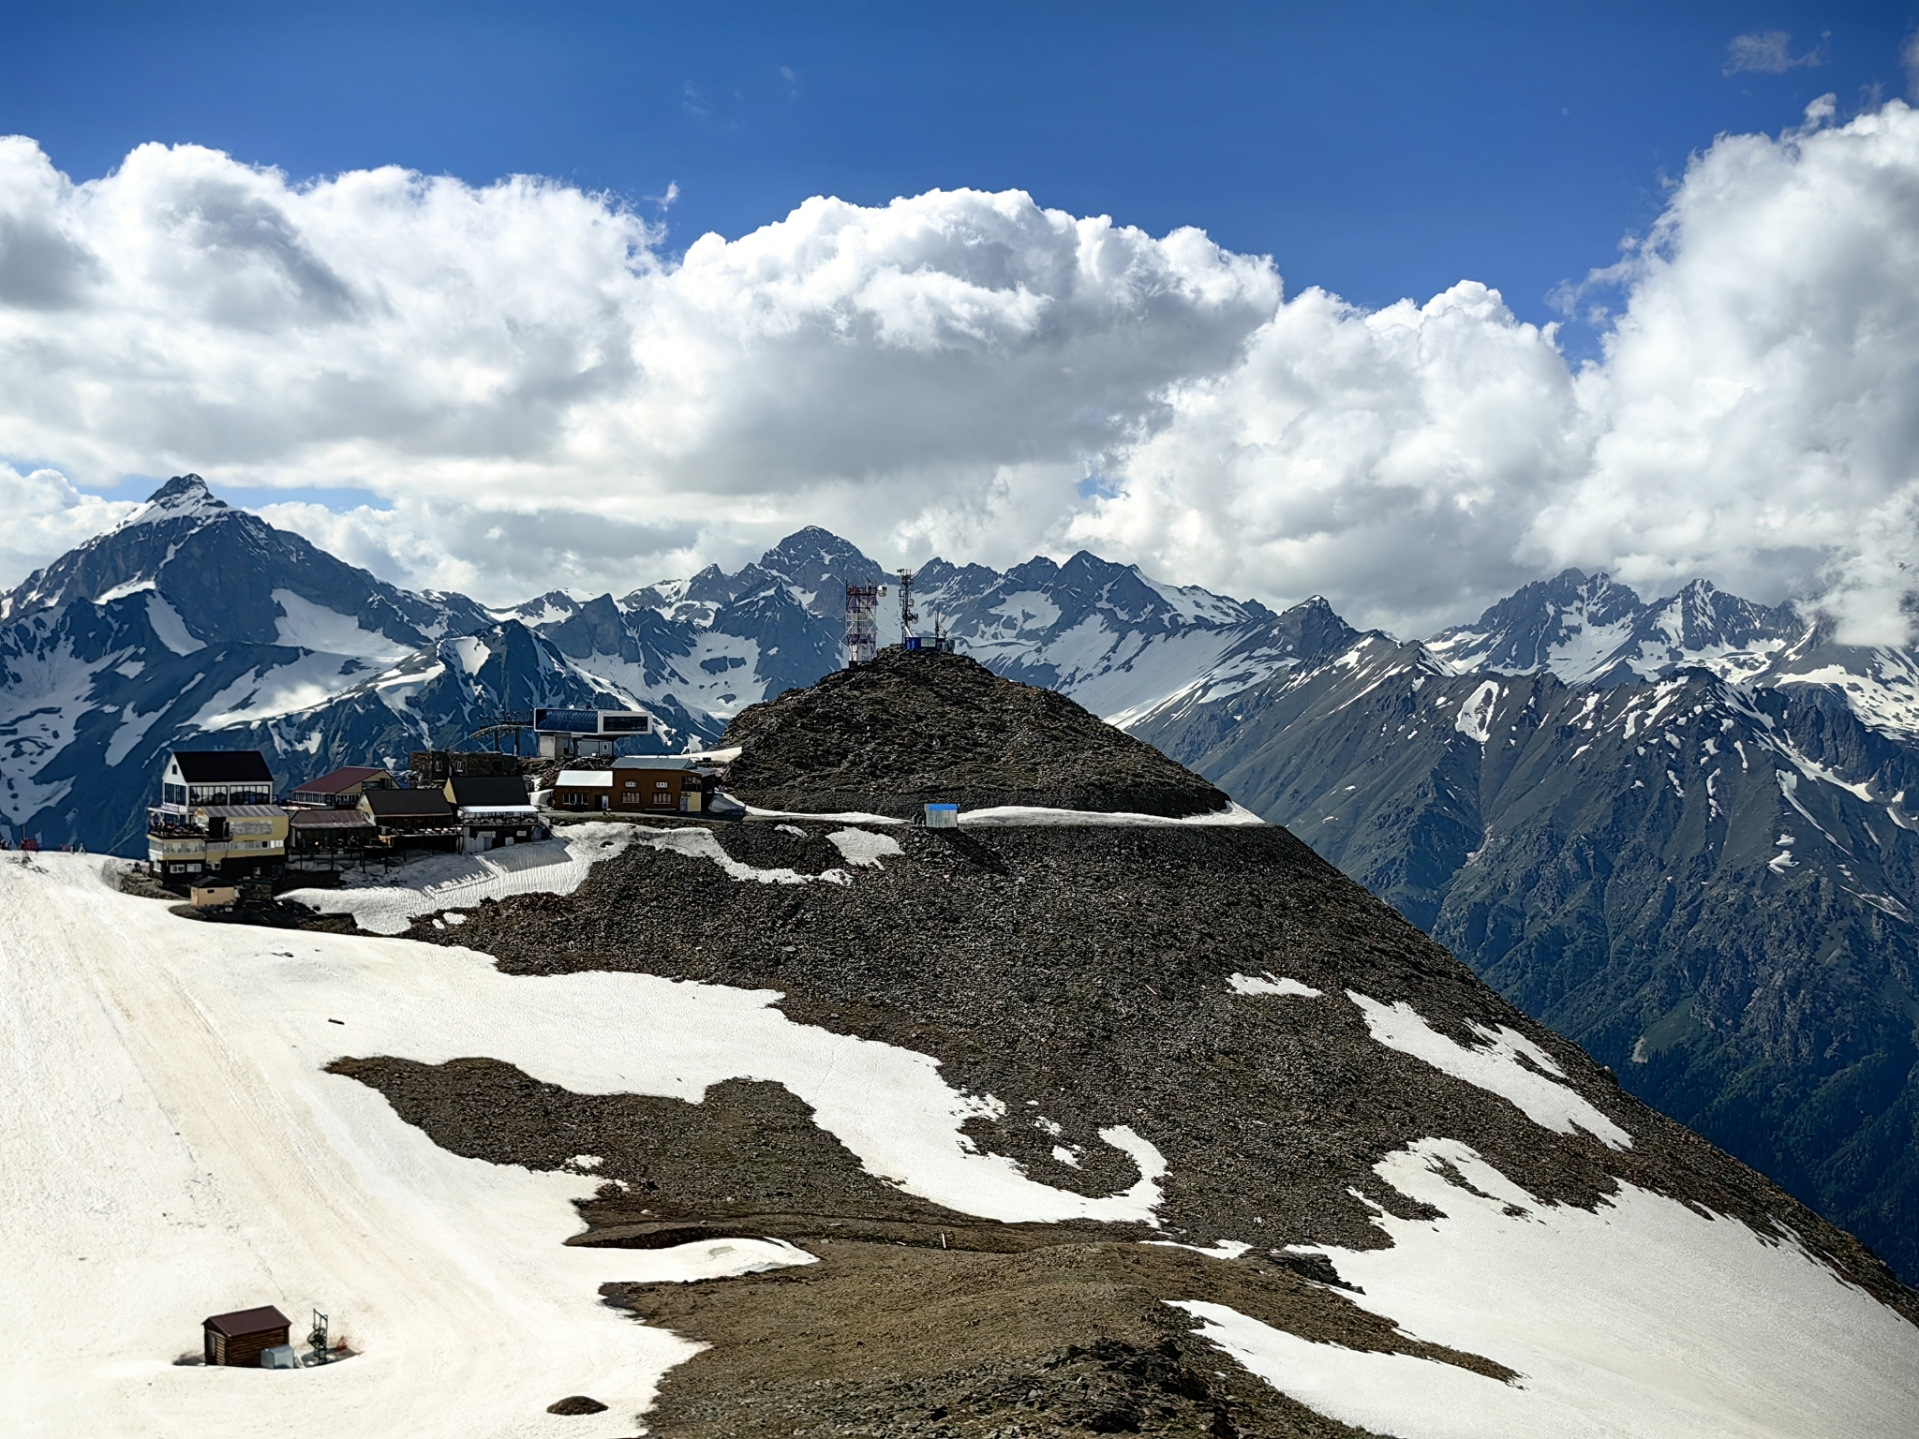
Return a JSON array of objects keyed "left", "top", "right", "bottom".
[{"left": 924, "top": 803, "right": 959, "bottom": 829}]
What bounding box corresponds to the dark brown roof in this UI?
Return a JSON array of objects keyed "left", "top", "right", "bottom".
[
  {"left": 290, "top": 808, "right": 377, "bottom": 829},
  {"left": 291, "top": 765, "right": 390, "bottom": 795},
  {"left": 204, "top": 1305, "right": 290, "bottom": 1337},
  {"left": 172, "top": 750, "right": 274, "bottom": 784},
  {"left": 364, "top": 788, "right": 455, "bottom": 818},
  {"left": 448, "top": 775, "right": 531, "bottom": 807}
]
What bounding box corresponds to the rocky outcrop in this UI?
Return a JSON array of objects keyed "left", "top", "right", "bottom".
[{"left": 720, "top": 649, "right": 1231, "bottom": 818}]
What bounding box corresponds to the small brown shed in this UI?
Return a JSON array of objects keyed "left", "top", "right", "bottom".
[{"left": 203, "top": 1305, "right": 291, "bottom": 1367}]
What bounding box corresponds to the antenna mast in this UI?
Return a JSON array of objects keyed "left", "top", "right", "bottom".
[{"left": 896, "top": 569, "right": 917, "bottom": 643}]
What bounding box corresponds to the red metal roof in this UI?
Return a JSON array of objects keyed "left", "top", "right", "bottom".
[{"left": 204, "top": 1305, "right": 290, "bottom": 1337}]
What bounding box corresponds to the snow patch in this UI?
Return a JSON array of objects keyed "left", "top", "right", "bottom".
[
  {"left": 1228, "top": 973, "right": 1322, "bottom": 999},
  {"left": 1145, "top": 1238, "right": 1252, "bottom": 1260},
  {"left": 144, "top": 594, "right": 203, "bottom": 655},
  {"left": 272, "top": 590, "right": 412, "bottom": 661},
  {"left": 190, "top": 652, "right": 374, "bottom": 730},
  {"left": 284, "top": 824, "right": 641, "bottom": 934},
  {"left": 1347, "top": 994, "right": 1630, "bottom": 1149},
  {"left": 95, "top": 577, "right": 157, "bottom": 605},
  {"left": 827, "top": 828, "right": 903, "bottom": 868},
  {"left": 639, "top": 825, "right": 853, "bottom": 887},
  {"left": 957, "top": 802, "right": 1264, "bottom": 828},
  {"left": 1454, "top": 681, "right": 1501, "bottom": 743}
]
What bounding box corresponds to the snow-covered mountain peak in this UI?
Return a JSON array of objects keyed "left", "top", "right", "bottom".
[
  {"left": 489, "top": 590, "right": 587, "bottom": 627},
  {"left": 112, "top": 473, "right": 231, "bottom": 532},
  {"left": 1427, "top": 568, "right": 1811, "bottom": 691},
  {"left": 1427, "top": 568, "right": 1645, "bottom": 679}
]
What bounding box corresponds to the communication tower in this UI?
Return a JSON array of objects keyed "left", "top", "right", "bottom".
[
  {"left": 844, "top": 583, "right": 881, "bottom": 666},
  {"left": 896, "top": 569, "right": 918, "bottom": 642}
]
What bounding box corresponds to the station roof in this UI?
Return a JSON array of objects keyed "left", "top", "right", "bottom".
[
  {"left": 172, "top": 750, "right": 274, "bottom": 784},
  {"left": 448, "top": 776, "right": 532, "bottom": 807},
  {"left": 203, "top": 1305, "right": 290, "bottom": 1337},
  {"left": 291, "top": 766, "right": 390, "bottom": 795},
  {"left": 364, "top": 789, "right": 455, "bottom": 818}
]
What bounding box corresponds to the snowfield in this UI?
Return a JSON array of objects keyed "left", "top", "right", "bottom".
[
  {"left": 282, "top": 823, "right": 644, "bottom": 934},
  {"left": 0, "top": 854, "right": 1164, "bottom": 1437},
  {"left": 1174, "top": 1138, "right": 1919, "bottom": 1439}
]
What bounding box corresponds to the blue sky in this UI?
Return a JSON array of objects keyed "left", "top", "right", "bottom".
[
  {"left": 3, "top": 2, "right": 1919, "bottom": 631},
  {"left": 1, "top": 1, "right": 1905, "bottom": 329}
]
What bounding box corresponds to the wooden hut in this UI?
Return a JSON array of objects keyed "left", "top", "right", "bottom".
[
  {"left": 203, "top": 1305, "right": 291, "bottom": 1367},
  {"left": 360, "top": 788, "right": 459, "bottom": 851},
  {"left": 610, "top": 756, "right": 718, "bottom": 814},
  {"left": 552, "top": 769, "right": 613, "bottom": 811}
]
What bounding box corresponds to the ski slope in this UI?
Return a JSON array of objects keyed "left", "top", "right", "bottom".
[
  {"left": 0, "top": 854, "right": 792, "bottom": 1437},
  {"left": 0, "top": 853, "right": 1165, "bottom": 1437}
]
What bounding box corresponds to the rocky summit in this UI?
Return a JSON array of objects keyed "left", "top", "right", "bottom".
[
  {"left": 327, "top": 661, "right": 1918, "bottom": 1437},
  {"left": 720, "top": 648, "right": 1232, "bottom": 819}
]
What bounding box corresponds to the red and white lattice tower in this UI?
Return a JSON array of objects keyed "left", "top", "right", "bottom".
[{"left": 844, "top": 584, "right": 881, "bottom": 666}]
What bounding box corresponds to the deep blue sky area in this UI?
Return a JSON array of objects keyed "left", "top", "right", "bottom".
[{"left": 0, "top": 1, "right": 1911, "bottom": 329}]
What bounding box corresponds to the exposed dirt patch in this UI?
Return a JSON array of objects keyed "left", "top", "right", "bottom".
[
  {"left": 720, "top": 650, "right": 1229, "bottom": 819},
  {"left": 327, "top": 1059, "right": 983, "bottom": 1231},
  {"left": 604, "top": 1238, "right": 1504, "bottom": 1438}
]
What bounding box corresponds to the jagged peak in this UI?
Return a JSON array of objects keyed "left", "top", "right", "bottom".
[
  {"left": 760, "top": 525, "right": 874, "bottom": 570},
  {"left": 113, "top": 474, "right": 231, "bottom": 531}
]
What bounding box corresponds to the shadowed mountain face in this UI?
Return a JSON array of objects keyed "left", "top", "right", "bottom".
[
  {"left": 1136, "top": 620, "right": 1919, "bottom": 1283},
  {"left": 330, "top": 659, "right": 1915, "bottom": 1437}
]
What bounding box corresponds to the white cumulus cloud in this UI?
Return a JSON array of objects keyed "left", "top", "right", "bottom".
[
  {"left": 0, "top": 464, "right": 137, "bottom": 591},
  {"left": 1078, "top": 98, "right": 1919, "bottom": 640},
  {"left": 2, "top": 95, "right": 1919, "bottom": 642}
]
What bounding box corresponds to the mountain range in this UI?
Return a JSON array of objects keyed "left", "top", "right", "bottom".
[{"left": 4, "top": 474, "right": 1918, "bottom": 1281}]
